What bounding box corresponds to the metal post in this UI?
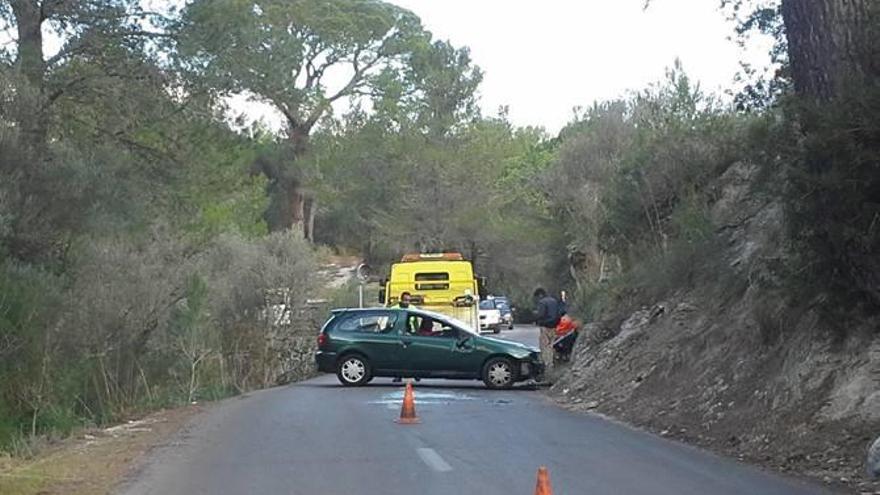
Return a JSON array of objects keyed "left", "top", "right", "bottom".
[{"left": 355, "top": 263, "right": 369, "bottom": 309}]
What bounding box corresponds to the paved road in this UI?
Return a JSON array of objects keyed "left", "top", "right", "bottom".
[{"left": 119, "top": 326, "right": 830, "bottom": 495}]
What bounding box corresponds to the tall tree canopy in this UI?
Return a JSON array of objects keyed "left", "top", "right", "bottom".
[
  {"left": 176, "top": 0, "right": 431, "bottom": 236},
  {"left": 2, "top": 0, "right": 170, "bottom": 158}
]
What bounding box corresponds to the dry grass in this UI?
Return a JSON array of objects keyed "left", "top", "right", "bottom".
[{"left": 0, "top": 406, "right": 200, "bottom": 495}]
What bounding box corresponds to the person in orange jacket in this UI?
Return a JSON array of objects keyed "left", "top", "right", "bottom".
[{"left": 553, "top": 313, "right": 580, "bottom": 362}]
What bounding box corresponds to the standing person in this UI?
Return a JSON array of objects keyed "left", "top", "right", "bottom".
[
  {"left": 391, "top": 292, "right": 417, "bottom": 383},
  {"left": 393, "top": 291, "right": 413, "bottom": 309},
  {"left": 393, "top": 292, "right": 418, "bottom": 334},
  {"left": 533, "top": 288, "right": 561, "bottom": 376}
]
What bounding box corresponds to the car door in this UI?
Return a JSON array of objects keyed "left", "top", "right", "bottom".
[
  {"left": 401, "top": 313, "right": 459, "bottom": 373},
  {"left": 446, "top": 328, "right": 485, "bottom": 374},
  {"left": 404, "top": 315, "right": 483, "bottom": 374},
  {"left": 334, "top": 311, "right": 404, "bottom": 372}
]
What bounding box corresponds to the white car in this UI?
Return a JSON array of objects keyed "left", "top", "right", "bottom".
[{"left": 479, "top": 299, "right": 502, "bottom": 334}]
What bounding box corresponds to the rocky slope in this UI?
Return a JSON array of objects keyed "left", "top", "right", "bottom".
[{"left": 553, "top": 163, "right": 880, "bottom": 494}]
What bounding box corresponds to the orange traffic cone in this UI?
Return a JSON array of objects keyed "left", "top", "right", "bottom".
[
  {"left": 534, "top": 466, "right": 553, "bottom": 495},
  {"left": 396, "top": 381, "right": 420, "bottom": 424}
]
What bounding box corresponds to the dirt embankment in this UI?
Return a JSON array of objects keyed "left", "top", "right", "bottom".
[{"left": 553, "top": 163, "right": 880, "bottom": 494}]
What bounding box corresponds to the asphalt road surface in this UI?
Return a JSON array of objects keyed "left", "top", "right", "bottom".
[{"left": 119, "top": 326, "right": 830, "bottom": 495}]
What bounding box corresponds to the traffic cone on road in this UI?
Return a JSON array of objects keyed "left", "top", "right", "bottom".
[
  {"left": 395, "top": 381, "right": 420, "bottom": 424},
  {"left": 534, "top": 466, "right": 553, "bottom": 495}
]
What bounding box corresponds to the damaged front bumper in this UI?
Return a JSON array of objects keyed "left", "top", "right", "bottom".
[{"left": 520, "top": 359, "right": 545, "bottom": 381}]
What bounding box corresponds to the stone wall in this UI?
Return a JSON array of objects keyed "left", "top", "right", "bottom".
[{"left": 267, "top": 304, "right": 326, "bottom": 385}]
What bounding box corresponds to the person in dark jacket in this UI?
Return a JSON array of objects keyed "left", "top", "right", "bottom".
[{"left": 533, "top": 288, "right": 561, "bottom": 373}]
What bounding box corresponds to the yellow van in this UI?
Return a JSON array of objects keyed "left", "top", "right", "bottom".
[{"left": 380, "top": 253, "right": 483, "bottom": 331}]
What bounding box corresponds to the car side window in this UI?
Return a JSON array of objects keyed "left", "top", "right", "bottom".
[
  {"left": 411, "top": 317, "right": 444, "bottom": 337},
  {"left": 335, "top": 313, "right": 399, "bottom": 334},
  {"left": 431, "top": 322, "right": 460, "bottom": 339}
]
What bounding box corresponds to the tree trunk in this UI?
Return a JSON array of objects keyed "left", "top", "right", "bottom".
[
  {"left": 264, "top": 176, "right": 301, "bottom": 233},
  {"left": 303, "top": 197, "right": 316, "bottom": 242},
  {"left": 780, "top": 1, "right": 880, "bottom": 309},
  {"left": 11, "top": 0, "right": 48, "bottom": 158},
  {"left": 262, "top": 123, "right": 315, "bottom": 239},
  {"left": 290, "top": 125, "right": 310, "bottom": 157},
  {"left": 781, "top": 0, "right": 878, "bottom": 101}
]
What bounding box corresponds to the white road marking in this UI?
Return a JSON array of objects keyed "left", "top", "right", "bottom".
[{"left": 417, "top": 448, "right": 453, "bottom": 472}]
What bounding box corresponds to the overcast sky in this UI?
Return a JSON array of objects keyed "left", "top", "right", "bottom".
[
  {"left": 2, "top": 1, "right": 772, "bottom": 134},
  {"left": 176, "top": 0, "right": 771, "bottom": 135},
  {"left": 390, "top": 0, "right": 772, "bottom": 132}
]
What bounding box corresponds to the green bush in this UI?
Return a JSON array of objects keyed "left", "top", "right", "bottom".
[
  {"left": 0, "top": 261, "right": 66, "bottom": 445},
  {"left": 547, "top": 65, "right": 754, "bottom": 314},
  {"left": 0, "top": 230, "right": 319, "bottom": 453},
  {"left": 783, "top": 84, "right": 880, "bottom": 314}
]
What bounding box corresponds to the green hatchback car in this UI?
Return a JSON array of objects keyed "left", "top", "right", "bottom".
[{"left": 315, "top": 308, "right": 543, "bottom": 389}]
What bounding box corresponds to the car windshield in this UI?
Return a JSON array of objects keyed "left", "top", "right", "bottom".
[{"left": 479, "top": 300, "right": 495, "bottom": 310}]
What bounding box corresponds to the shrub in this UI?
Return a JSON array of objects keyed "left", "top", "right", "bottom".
[
  {"left": 548, "top": 65, "right": 752, "bottom": 313},
  {"left": 0, "top": 227, "right": 319, "bottom": 452},
  {"left": 783, "top": 84, "right": 880, "bottom": 314},
  {"left": 0, "top": 261, "right": 70, "bottom": 444}
]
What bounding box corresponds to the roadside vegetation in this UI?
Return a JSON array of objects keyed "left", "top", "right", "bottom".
[{"left": 0, "top": 1, "right": 877, "bottom": 487}]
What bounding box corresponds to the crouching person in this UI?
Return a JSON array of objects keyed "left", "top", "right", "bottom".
[{"left": 552, "top": 315, "right": 580, "bottom": 363}]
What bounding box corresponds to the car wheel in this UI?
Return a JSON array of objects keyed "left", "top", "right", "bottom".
[
  {"left": 482, "top": 357, "right": 517, "bottom": 389},
  {"left": 336, "top": 354, "right": 371, "bottom": 386},
  {"left": 493, "top": 326, "right": 501, "bottom": 334}
]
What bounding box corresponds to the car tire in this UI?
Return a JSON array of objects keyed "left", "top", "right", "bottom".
[
  {"left": 482, "top": 357, "right": 518, "bottom": 389},
  {"left": 493, "top": 325, "right": 501, "bottom": 334},
  {"left": 336, "top": 354, "right": 371, "bottom": 386}
]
